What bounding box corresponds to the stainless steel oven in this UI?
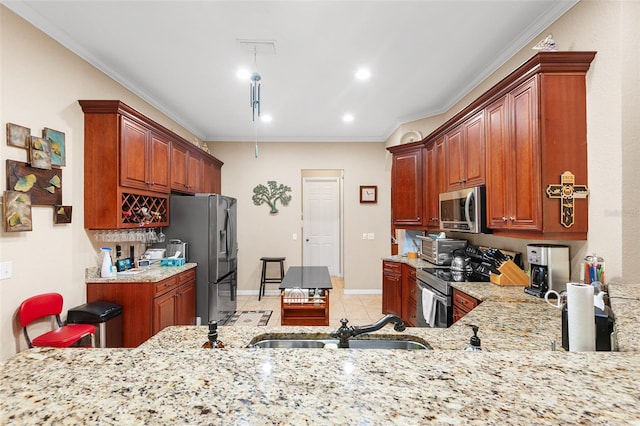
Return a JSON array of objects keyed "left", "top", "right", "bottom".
[{"left": 416, "top": 267, "right": 453, "bottom": 328}]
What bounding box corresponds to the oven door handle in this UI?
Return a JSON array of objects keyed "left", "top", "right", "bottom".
[{"left": 418, "top": 282, "right": 448, "bottom": 304}]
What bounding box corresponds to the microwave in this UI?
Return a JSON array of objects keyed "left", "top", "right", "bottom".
[{"left": 439, "top": 186, "right": 491, "bottom": 234}]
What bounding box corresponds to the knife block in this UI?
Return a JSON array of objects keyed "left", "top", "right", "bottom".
[{"left": 490, "top": 259, "right": 529, "bottom": 286}]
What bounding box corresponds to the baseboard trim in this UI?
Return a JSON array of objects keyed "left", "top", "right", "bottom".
[
  {"left": 237, "top": 289, "right": 382, "bottom": 296},
  {"left": 343, "top": 289, "right": 382, "bottom": 295}
]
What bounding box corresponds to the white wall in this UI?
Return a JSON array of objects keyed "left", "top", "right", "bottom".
[
  {"left": 0, "top": 6, "right": 203, "bottom": 362},
  {"left": 208, "top": 142, "right": 391, "bottom": 294}
]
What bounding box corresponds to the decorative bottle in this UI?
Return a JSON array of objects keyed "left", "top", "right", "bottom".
[
  {"left": 202, "top": 321, "right": 225, "bottom": 348},
  {"left": 100, "top": 247, "right": 114, "bottom": 278}
]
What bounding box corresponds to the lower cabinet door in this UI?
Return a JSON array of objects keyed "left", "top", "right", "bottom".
[
  {"left": 176, "top": 280, "right": 196, "bottom": 325},
  {"left": 153, "top": 290, "right": 176, "bottom": 334}
]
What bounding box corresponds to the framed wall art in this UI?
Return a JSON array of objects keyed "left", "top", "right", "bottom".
[
  {"left": 43, "top": 127, "right": 66, "bottom": 167},
  {"left": 4, "top": 190, "right": 33, "bottom": 232},
  {"left": 29, "top": 136, "right": 52, "bottom": 170},
  {"left": 360, "top": 185, "right": 377, "bottom": 203},
  {"left": 6, "top": 160, "right": 62, "bottom": 205},
  {"left": 54, "top": 205, "right": 73, "bottom": 224},
  {"left": 6, "top": 123, "right": 31, "bottom": 148}
]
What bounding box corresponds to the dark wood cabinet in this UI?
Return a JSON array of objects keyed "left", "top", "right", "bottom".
[
  {"left": 382, "top": 261, "right": 402, "bottom": 317},
  {"left": 170, "top": 141, "right": 189, "bottom": 192},
  {"left": 87, "top": 268, "right": 197, "bottom": 347},
  {"left": 486, "top": 79, "right": 540, "bottom": 232},
  {"left": 202, "top": 156, "right": 222, "bottom": 194},
  {"left": 187, "top": 152, "right": 203, "bottom": 193},
  {"left": 401, "top": 263, "right": 417, "bottom": 326},
  {"left": 389, "top": 144, "right": 424, "bottom": 227},
  {"left": 80, "top": 100, "right": 223, "bottom": 229},
  {"left": 382, "top": 261, "right": 418, "bottom": 325},
  {"left": 445, "top": 111, "right": 485, "bottom": 190},
  {"left": 119, "top": 116, "right": 171, "bottom": 194},
  {"left": 452, "top": 288, "right": 480, "bottom": 324},
  {"left": 484, "top": 54, "right": 593, "bottom": 239},
  {"left": 387, "top": 51, "right": 595, "bottom": 241},
  {"left": 170, "top": 141, "right": 211, "bottom": 194},
  {"left": 424, "top": 137, "right": 446, "bottom": 229}
]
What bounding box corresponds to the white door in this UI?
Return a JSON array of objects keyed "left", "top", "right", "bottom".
[{"left": 302, "top": 176, "right": 341, "bottom": 276}]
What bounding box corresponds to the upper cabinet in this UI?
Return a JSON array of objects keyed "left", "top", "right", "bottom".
[
  {"left": 424, "top": 137, "right": 445, "bottom": 229},
  {"left": 80, "top": 100, "right": 223, "bottom": 229},
  {"left": 120, "top": 116, "right": 171, "bottom": 193},
  {"left": 387, "top": 51, "right": 596, "bottom": 240},
  {"left": 389, "top": 144, "right": 424, "bottom": 227},
  {"left": 485, "top": 78, "right": 541, "bottom": 232},
  {"left": 445, "top": 111, "right": 485, "bottom": 190}
]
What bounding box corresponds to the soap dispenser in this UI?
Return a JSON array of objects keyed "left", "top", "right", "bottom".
[
  {"left": 464, "top": 324, "right": 482, "bottom": 351},
  {"left": 202, "top": 321, "right": 225, "bottom": 348}
]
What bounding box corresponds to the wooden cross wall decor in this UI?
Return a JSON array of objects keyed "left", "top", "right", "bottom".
[{"left": 545, "top": 171, "right": 589, "bottom": 228}]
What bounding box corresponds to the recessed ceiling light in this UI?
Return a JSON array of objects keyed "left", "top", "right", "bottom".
[
  {"left": 355, "top": 68, "right": 371, "bottom": 81},
  {"left": 342, "top": 113, "right": 354, "bottom": 123},
  {"left": 260, "top": 114, "right": 272, "bottom": 123},
  {"left": 236, "top": 68, "right": 251, "bottom": 80}
]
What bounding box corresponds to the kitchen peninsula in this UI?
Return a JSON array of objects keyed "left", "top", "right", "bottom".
[{"left": 2, "top": 267, "right": 639, "bottom": 424}]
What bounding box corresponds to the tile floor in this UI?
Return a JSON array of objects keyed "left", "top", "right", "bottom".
[{"left": 236, "top": 277, "right": 384, "bottom": 328}]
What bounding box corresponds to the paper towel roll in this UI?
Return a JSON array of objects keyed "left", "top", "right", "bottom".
[{"left": 567, "top": 282, "right": 595, "bottom": 352}]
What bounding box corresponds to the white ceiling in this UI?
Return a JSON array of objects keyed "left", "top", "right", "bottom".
[{"left": 3, "top": 1, "right": 578, "bottom": 142}]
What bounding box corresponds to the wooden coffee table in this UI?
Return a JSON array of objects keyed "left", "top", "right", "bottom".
[{"left": 279, "top": 266, "right": 332, "bottom": 326}]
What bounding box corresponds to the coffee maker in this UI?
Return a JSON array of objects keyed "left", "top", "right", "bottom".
[{"left": 525, "top": 244, "right": 569, "bottom": 297}]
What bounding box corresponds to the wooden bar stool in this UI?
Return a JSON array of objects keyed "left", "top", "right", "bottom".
[{"left": 259, "top": 257, "right": 285, "bottom": 300}]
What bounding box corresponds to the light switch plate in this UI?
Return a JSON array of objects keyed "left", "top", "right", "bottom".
[
  {"left": 362, "top": 233, "right": 367, "bottom": 240},
  {"left": 292, "top": 233, "right": 297, "bottom": 240},
  {"left": 0, "top": 261, "right": 12, "bottom": 280},
  {"left": 367, "top": 233, "right": 375, "bottom": 240}
]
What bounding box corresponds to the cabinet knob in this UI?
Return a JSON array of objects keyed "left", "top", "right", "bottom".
[
  {"left": 502, "top": 217, "right": 507, "bottom": 222},
  {"left": 510, "top": 216, "right": 515, "bottom": 222}
]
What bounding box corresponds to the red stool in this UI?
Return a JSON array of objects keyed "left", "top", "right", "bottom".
[
  {"left": 19, "top": 293, "right": 95, "bottom": 348},
  {"left": 259, "top": 257, "right": 285, "bottom": 300}
]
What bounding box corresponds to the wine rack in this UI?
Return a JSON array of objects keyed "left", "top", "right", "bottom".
[{"left": 121, "top": 192, "right": 168, "bottom": 227}]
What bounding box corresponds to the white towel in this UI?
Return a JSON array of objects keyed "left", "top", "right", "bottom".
[{"left": 421, "top": 288, "right": 437, "bottom": 327}]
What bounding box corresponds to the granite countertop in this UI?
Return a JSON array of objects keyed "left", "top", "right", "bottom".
[
  {"left": 85, "top": 263, "right": 197, "bottom": 283},
  {"left": 2, "top": 258, "right": 640, "bottom": 424}
]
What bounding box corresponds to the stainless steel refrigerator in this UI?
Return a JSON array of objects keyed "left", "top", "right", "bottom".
[{"left": 167, "top": 194, "right": 237, "bottom": 324}]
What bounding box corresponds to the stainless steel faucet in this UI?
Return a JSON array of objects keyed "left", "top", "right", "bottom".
[{"left": 330, "top": 315, "right": 406, "bottom": 348}]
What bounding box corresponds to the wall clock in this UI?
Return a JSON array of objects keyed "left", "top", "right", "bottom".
[{"left": 360, "top": 185, "right": 377, "bottom": 203}]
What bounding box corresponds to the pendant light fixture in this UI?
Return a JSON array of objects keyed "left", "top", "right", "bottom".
[
  {"left": 250, "top": 48, "right": 261, "bottom": 122},
  {"left": 237, "top": 39, "right": 277, "bottom": 159}
]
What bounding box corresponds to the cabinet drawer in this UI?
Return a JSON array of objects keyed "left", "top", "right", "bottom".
[
  {"left": 383, "top": 261, "right": 401, "bottom": 275},
  {"left": 177, "top": 268, "right": 196, "bottom": 285},
  {"left": 452, "top": 289, "right": 480, "bottom": 313},
  {"left": 154, "top": 276, "right": 178, "bottom": 296}
]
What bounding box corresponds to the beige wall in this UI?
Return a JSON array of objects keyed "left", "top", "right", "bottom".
[
  {"left": 0, "top": 7, "right": 202, "bottom": 361},
  {"left": 1, "top": 0, "right": 637, "bottom": 362},
  {"left": 208, "top": 142, "right": 391, "bottom": 294}
]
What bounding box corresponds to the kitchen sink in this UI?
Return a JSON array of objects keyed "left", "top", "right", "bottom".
[{"left": 247, "top": 334, "right": 431, "bottom": 350}]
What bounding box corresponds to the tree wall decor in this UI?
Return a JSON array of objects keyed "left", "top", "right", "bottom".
[{"left": 252, "top": 181, "right": 292, "bottom": 214}]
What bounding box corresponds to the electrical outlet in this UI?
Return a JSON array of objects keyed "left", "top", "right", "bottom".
[
  {"left": 292, "top": 233, "right": 297, "bottom": 240},
  {"left": 368, "top": 233, "right": 375, "bottom": 240},
  {"left": 0, "top": 261, "right": 13, "bottom": 280},
  {"left": 362, "top": 233, "right": 367, "bottom": 240}
]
